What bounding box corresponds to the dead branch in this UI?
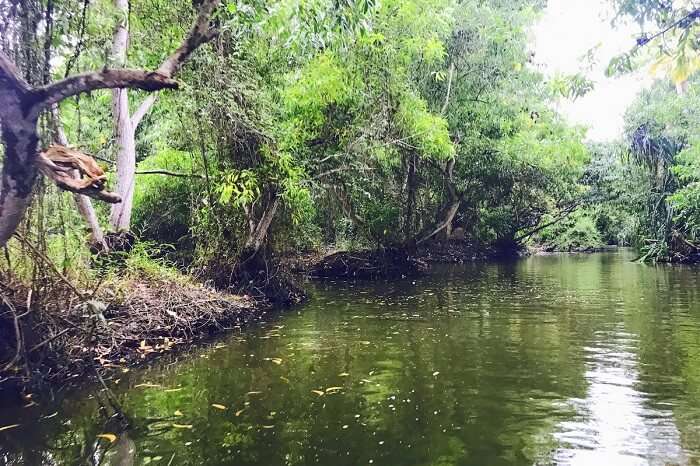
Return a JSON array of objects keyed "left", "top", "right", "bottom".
[
  {"left": 37, "top": 145, "right": 121, "bottom": 203},
  {"left": 135, "top": 169, "right": 203, "bottom": 178}
]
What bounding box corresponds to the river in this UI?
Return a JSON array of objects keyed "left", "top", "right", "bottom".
[{"left": 2, "top": 250, "right": 700, "bottom": 465}]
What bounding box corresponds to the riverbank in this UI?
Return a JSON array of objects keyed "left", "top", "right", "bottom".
[
  {"left": 0, "top": 270, "right": 271, "bottom": 396},
  {"left": 294, "top": 242, "right": 518, "bottom": 279},
  {"left": 0, "top": 240, "right": 565, "bottom": 395}
]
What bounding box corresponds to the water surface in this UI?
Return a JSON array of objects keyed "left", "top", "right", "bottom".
[{"left": 2, "top": 250, "right": 700, "bottom": 465}]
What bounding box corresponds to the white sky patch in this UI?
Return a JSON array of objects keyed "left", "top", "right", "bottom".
[{"left": 532, "top": 0, "right": 654, "bottom": 142}]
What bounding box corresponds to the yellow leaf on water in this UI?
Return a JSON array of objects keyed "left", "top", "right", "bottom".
[
  {"left": 338, "top": 372, "right": 350, "bottom": 377},
  {"left": 246, "top": 391, "right": 263, "bottom": 396},
  {"left": 0, "top": 424, "right": 20, "bottom": 432},
  {"left": 211, "top": 404, "right": 227, "bottom": 410},
  {"left": 164, "top": 388, "right": 183, "bottom": 393},
  {"left": 432, "top": 371, "right": 440, "bottom": 377},
  {"left": 280, "top": 376, "right": 290, "bottom": 383},
  {"left": 96, "top": 433, "right": 117, "bottom": 443},
  {"left": 235, "top": 409, "right": 246, "bottom": 417},
  {"left": 311, "top": 390, "right": 325, "bottom": 396},
  {"left": 325, "top": 386, "right": 343, "bottom": 393},
  {"left": 172, "top": 424, "right": 193, "bottom": 429},
  {"left": 174, "top": 410, "right": 184, "bottom": 417},
  {"left": 134, "top": 383, "right": 161, "bottom": 389},
  {"left": 262, "top": 425, "right": 275, "bottom": 429}
]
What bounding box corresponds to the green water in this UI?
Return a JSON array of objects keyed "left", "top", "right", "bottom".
[{"left": 3, "top": 251, "right": 700, "bottom": 465}]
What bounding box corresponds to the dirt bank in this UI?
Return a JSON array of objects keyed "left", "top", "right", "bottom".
[{"left": 0, "top": 273, "right": 270, "bottom": 395}]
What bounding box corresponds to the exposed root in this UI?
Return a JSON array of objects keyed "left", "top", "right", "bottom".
[{"left": 310, "top": 248, "right": 429, "bottom": 279}]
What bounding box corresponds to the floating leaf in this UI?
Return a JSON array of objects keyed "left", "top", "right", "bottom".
[
  {"left": 235, "top": 409, "right": 246, "bottom": 417},
  {"left": 0, "top": 424, "right": 20, "bottom": 432},
  {"left": 325, "top": 386, "right": 343, "bottom": 393},
  {"left": 246, "top": 391, "right": 263, "bottom": 396},
  {"left": 311, "top": 390, "right": 325, "bottom": 396},
  {"left": 338, "top": 372, "right": 350, "bottom": 377},
  {"left": 212, "top": 404, "right": 227, "bottom": 410},
  {"left": 134, "top": 383, "right": 161, "bottom": 388},
  {"left": 96, "top": 433, "right": 117, "bottom": 443},
  {"left": 280, "top": 376, "right": 290, "bottom": 383},
  {"left": 174, "top": 410, "right": 184, "bottom": 417},
  {"left": 262, "top": 425, "right": 275, "bottom": 429},
  {"left": 432, "top": 371, "right": 440, "bottom": 377}
]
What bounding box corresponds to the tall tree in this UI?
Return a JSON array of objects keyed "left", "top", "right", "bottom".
[
  {"left": 0, "top": 0, "right": 220, "bottom": 247},
  {"left": 108, "top": 0, "right": 159, "bottom": 232}
]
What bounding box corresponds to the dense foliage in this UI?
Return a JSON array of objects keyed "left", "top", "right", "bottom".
[{"left": 0, "top": 0, "right": 593, "bottom": 294}]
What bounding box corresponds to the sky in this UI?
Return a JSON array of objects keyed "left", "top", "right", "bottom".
[{"left": 532, "top": 0, "right": 653, "bottom": 142}]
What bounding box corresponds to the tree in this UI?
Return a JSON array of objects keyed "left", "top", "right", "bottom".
[
  {"left": 0, "top": 0, "right": 220, "bottom": 247},
  {"left": 608, "top": 1, "right": 700, "bottom": 92}
]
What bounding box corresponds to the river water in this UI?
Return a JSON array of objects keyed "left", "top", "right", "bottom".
[{"left": 2, "top": 250, "right": 700, "bottom": 465}]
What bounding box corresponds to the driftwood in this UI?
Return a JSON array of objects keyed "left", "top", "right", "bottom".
[{"left": 37, "top": 145, "right": 121, "bottom": 204}]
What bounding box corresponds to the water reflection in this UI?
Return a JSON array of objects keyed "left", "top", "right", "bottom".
[
  {"left": 555, "top": 327, "right": 687, "bottom": 465},
  {"left": 2, "top": 251, "right": 700, "bottom": 465}
]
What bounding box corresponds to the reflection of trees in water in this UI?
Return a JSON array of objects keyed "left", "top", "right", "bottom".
[{"left": 4, "top": 254, "right": 700, "bottom": 465}]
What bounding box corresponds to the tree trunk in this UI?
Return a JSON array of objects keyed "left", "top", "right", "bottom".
[
  {"left": 108, "top": 88, "right": 136, "bottom": 231},
  {"left": 413, "top": 159, "right": 461, "bottom": 245},
  {"left": 415, "top": 197, "right": 461, "bottom": 245},
  {"left": 108, "top": 0, "right": 136, "bottom": 232},
  {"left": 0, "top": 117, "right": 39, "bottom": 247},
  {"left": 404, "top": 152, "right": 418, "bottom": 242},
  {"left": 243, "top": 196, "right": 280, "bottom": 259},
  {"left": 0, "top": 0, "right": 219, "bottom": 247}
]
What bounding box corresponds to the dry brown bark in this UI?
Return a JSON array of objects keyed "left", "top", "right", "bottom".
[{"left": 49, "top": 105, "right": 108, "bottom": 248}]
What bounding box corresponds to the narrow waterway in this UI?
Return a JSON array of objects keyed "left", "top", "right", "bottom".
[{"left": 2, "top": 250, "right": 700, "bottom": 465}]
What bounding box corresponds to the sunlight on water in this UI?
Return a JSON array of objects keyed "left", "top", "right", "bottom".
[{"left": 555, "top": 328, "right": 687, "bottom": 465}]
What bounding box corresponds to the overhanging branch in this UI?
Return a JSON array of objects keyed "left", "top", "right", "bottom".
[{"left": 33, "top": 69, "right": 178, "bottom": 111}]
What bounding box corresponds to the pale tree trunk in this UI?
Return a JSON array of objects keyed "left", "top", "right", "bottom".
[
  {"left": 243, "top": 196, "right": 280, "bottom": 258},
  {"left": 404, "top": 152, "right": 418, "bottom": 242},
  {"left": 109, "top": 0, "right": 136, "bottom": 232},
  {"left": 0, "top": 0, "right": 219, "bottom": 248},
  {"left": 50, "top": 105, "right": 107, "bottom": 247},
  {"left": 676, "top": 79, "right": 688, "bottom": 96},
  {"left": 107, "top": 0, "right": 190, "bottom": 232}
]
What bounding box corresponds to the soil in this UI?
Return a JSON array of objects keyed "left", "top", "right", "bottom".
[{"left": 0, "top": 274, "right": 270, "bottom": 396}]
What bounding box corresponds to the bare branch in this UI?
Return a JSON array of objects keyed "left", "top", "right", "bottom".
[
  {"left": 136, "top": 169, "right": 203, "bottom": 178},
  {"left": 33, "top": 69, "right": 178, "bottom": 111},
  {"left": 156, "top": 0, "right": 220, "bottom": 77},
  {"left": 131, "top": 94, "right": 157, "bottom": 128}
]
